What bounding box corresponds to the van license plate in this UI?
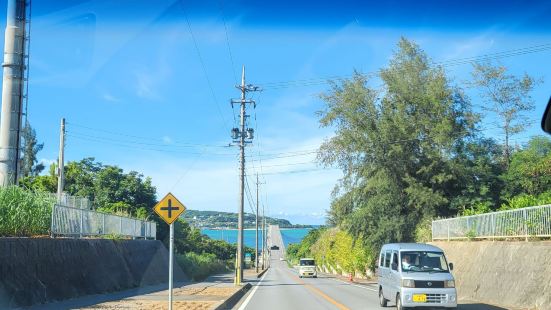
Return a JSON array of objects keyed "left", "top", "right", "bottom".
[{"left": 412, "top": 294, "right": 426, "bottom": 302}]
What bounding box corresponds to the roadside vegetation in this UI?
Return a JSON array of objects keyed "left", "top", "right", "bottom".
[
  {"left": 287, "top": 228, "right": 374, "bottom": 278},
  {"left": 177, "top": 252, "right": 232, "bottom": 281},
  {"left": 0, "top": 186, "right": 54, "bottom": 236},
  {"left": 288, "top": 37, "right": 548, "bottom": 276},
  {"left": 173, "top": 219, "right": 256, "bottom": 281}
]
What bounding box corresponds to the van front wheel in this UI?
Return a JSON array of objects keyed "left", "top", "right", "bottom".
[
  {"left": 378, "top": 288, "right": 387, "bottom": 307},
  {"left": 396, "top": 294, "right": 407, "bottom": 310}
]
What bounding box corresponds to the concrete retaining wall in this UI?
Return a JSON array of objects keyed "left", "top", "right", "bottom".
[
  {"left": 0, "top": 238, "right": 187, "bottom": 308},
  {"left": 432, "top": 241, "right": 551, "bottom": 310}
]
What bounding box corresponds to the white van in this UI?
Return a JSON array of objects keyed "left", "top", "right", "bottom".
[
  {"left": 377, "top": 243, "right": 457, "bottom": 309},
  {"left": 298, "top": 258, "right": 317, "bottom": 278}
]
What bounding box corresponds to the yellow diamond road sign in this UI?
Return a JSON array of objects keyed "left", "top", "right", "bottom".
[{"left": 154, "top": 193, "right": 186, "bottom": 225}]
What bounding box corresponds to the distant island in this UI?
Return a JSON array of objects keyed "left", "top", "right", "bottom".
[{"left": 181, "top": 209, "right": 312, "bottom": 229}]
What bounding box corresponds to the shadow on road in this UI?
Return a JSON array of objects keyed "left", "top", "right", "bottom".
[{"left": 459, "top": 303, "right": 509, "bottom": 310}]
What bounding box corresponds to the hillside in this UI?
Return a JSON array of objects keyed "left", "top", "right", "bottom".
[{"left": 181, "top": 210, "right": 310, "bottom": 228}]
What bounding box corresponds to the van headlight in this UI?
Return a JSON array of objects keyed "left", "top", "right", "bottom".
[
  {"left": 401, "top": 279, "right": 415, "bottom": 288},
  {"left": 444, "top": 280, "right": 455, "bottom": 288}
]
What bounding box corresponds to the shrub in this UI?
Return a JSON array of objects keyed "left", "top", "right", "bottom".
[
  {"left": 176, "top": 252, "right": 231, "bottom": 281},
  {"left": 414, "top": 216, "right": 433, "bottom": 242},
  {"left": 461, "top": 201, "right": 492, "bottom": 216},
  {"left": 465, "top": 228, "right": 477, "bottom": 240},
  {"left": 499, "top": 190, "right": 551, "bottom": 211},
  {"left": 0, "top": 186, "right": 55, "bottom": 236}
]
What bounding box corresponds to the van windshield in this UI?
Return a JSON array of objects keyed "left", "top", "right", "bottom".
[
  {"left": 400, "top": 251, "right": 449, "bottom": 272},
  {"left": 300, "top": 259, "right": 315, "bottom": 266}
]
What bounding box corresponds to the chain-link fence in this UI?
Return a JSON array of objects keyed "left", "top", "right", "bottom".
[
  {"left": 51, "top": 204, "right": 156, "bottom": 239},
  {"left": 49, "top": 193, "right": 92, "bottom": 209},
  {"left": 432, "top": 204, "right": 551, "bottom": 241}
]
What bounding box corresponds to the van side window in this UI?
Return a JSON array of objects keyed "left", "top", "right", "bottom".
[
  {"left": 384, "top": 250, "right": 391, "bottom": 267},
  {"left": 379, "top": 252, "right": 384, "bottom": 267},
  {"left": 392, "top": 251, "right": 398, "bottom": 269}
]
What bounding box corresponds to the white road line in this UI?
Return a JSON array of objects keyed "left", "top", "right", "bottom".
[
  {"left": 332, "top": 278, "right": 378, "bottom": 292},
  {"left": 237, "top": 270, "right": 269, "bottom": 310}
]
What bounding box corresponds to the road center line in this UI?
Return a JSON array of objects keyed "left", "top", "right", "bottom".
[
  {"left": 285, "top": 269, "right": 350, "bottom": 310},
  {"left": 237, "top": 270, "right": 268, "bottom": 310}
]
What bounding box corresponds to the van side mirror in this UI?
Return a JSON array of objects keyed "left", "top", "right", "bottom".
[
  {"left": 542, "top": 97, "right": 551, "bottom": 134},
  {"left": 449, "top": 263, "right": 454, "bottom": 271},
  {"left": 391, "top": 263, "right": 398, "bottom": 271}
]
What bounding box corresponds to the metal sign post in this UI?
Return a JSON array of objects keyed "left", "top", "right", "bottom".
[
  {"left": 168, "top": 222, "right": 174, "bottom": 310},
  {"left": 153, "top": 192, "right": 186, "bottom": 310}
]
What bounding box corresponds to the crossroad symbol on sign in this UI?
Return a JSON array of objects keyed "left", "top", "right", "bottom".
[
  {"left": 154, "top": 193, "right": 186, "bottom": 225},
  {"left": 161, "top": 199, "right": 178, "bottom": 218}
]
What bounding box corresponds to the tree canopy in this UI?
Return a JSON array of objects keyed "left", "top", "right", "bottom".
[{"left": 317, "top": 38, "right": 527, "bottom": 251}]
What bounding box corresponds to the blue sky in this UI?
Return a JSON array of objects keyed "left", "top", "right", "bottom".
[{"left": 1, "top": 0, "right": 550, "bottom": 224}]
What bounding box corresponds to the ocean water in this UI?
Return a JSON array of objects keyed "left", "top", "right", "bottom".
[
  {"left": 280, "top": 228, "right": 312, "bottom": 246},
  {"left": 201, "top": 228, "right": 311, "bottom": 249}
]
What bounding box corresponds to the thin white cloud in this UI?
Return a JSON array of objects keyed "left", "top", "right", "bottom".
[
  {"left": 102, "top": 93, "right": 120, "bottom": 103},
  {"left": 39, "top": 158, "right": 57, "bottom": 166},
  {"left": 162, "top": 136, "right": 173, "bottom": 144},
  {"left": 135, "top": 71, "right": 160, "bottom": 100}
]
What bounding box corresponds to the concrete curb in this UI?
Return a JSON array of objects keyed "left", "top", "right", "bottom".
[
  {"left": 213, "top": 283, "right": 252, "bottom": 310},
  {"left": 257, "top": 268, "right": 269, "bottom": 278}
]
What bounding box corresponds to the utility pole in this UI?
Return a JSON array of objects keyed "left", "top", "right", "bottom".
[
  {"left": 262, "top": 204, "right": 266, "bottom": 270},
  {"left": 256, "top": 174, "right": 265, "bottom": 272},
  {"left": 231, "top": 66, "right": 259, "bottom": 285},
  {"left": 56, "top": 118, "right": 65, "bottom": 202},
  {"left": 255, "top": 174, "right": 259, "bottom": 273},
  {"left": 0, "top": 0, "right": 28, "bottom": 186}
]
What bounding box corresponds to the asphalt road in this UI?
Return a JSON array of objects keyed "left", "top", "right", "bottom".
[
  {"left": 237, "top": 225, "right": 382, "bottom": 310},
  {"left": 235, "top": 226, "right": 508, "bottom": 310}
]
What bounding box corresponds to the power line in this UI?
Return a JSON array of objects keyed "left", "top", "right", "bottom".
[
  {"left": 245, "top": 175, "right": 257, "bottom": 216},
  {"left": 256, "top": 167, "right": 338, "bottom": 176},
  {"left": 66, "top": 134, "right": 238, "bottom": 156},
  {"left": 259, "top": 161, "right": 317, "bottom": 168},
  {"left": 218, "top": 0, "right": 238, "bottom": 85},
  {"left": 169, "top": 147, "right": 210, "bottom": 192},
  {"left": 248, "top": 150, "right": 318, "bottom": 161},
  {"left": 66, "top": 122, "right": 228, "bottom": 148},
  {"left": 183, "top": 7, "right": 230, "bottom": 131},
  {"left": 257, "top": 43, "right": 551, "bottom": 90},
  {"left": 68, "top": 130, "right": 230, "bottom": 149}
]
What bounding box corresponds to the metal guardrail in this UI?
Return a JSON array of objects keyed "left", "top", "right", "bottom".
[
  {"left": 51, "top": 204, "right": 156, "bottom": 239},
  {"left": 432, "top": 204, "right": 551, "bottom": 241}
]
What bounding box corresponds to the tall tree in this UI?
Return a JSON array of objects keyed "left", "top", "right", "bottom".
[
  {"left": 20, "top": 122, "right": 45, "bottom": 178},
  {"left": 471, "top": 62, "right": 539, "bottom": 166},
  {"left": 318, "top": 38, "right": 477, "bottom": 250}
]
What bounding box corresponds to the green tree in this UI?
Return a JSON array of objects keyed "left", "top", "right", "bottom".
[
  {"left": 502, "top": 136, "right": 551, "bottom": 197},
  {"left": 318, "top": 38, "right": 477, "bottom": 251},
  {"left": 449, "top": 137, "right": 505, "bottom": 213},
  {"left": 19, "top": 163, "right": 57, "bottom": 192},
  {"left": 64, "top": 157, "right": 101, "bottom": 199},
  {"left": 19, "top": 122, "right": 45, "bottom": 178},
  {"left": 471, "top": 62, "right": 540, "bottom": 166}
]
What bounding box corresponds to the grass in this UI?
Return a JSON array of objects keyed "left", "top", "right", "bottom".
[
  {"left": 176, "top": 252, "right": 232, "bottom": 281},
  {"left": 0, "top": 186, "right": 55, "bottom": 237}
]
